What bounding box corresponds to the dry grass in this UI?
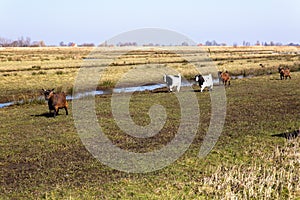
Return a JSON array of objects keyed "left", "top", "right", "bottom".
[
  {"left": 199, "top": 140, "right": 300, "bottom": 199},
  {"left": 0, "top": 46, "right": 299, "bottom": 102}
]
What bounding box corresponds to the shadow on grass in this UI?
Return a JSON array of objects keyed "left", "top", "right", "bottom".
[
  {"left": 272, "top": 129, "right": 300, "bottom": 140},
  {"left": 270, "top": 77, "right": 290, "bottom": 81},
  {"left": 192, "top": 89, "right": 214, "bottom": 93},
  {"left": 151, "top": 88, "right": 170, "bottom": 93},
  {"left": 31, "top": 112, "right": 54, "bottom": 118},
  {"left": 151, "top": 88, "right": 213, "bottom": 93}
]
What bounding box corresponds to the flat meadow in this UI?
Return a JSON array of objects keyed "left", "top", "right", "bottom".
[{"left": 0, "top": 46, "right": 300, "bottom": 199}]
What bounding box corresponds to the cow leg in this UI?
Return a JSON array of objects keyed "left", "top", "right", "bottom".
[
  {"left": 65, "top": 107, "right": 68, "bottom": 115},
  {"left": 198, "top": 83, "right": 202, "bottom": 92},
  {"left": 177, "top": 85, "right": 181, "bottom": 92},
  {"left": 65, "top": 102, "right": 69, "bottom": 115},
  {"left": 54, "top": 106, "right": 59, "bottom": 117}
]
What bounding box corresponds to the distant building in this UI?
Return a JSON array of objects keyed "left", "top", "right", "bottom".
[{"left": 68, "top": 42, "right": 77, "bottom": 47}]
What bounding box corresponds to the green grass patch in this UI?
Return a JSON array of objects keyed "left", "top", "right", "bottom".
[
  {"left": 98, "top": 80, "right": 115, "bottom": 89},
  {"left": 32, "top": 71, "right": 47, "bottom": 75},
  {"left": 1, "top": 72, "right": 300, "bottom": 199},
  {"left": 55, "top": 71, "right": 64, "bottom": 75},
  {"left": 31, "top": 65, "right": 41, "bottom": 70}
]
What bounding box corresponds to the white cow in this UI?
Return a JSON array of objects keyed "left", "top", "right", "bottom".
[
  {"left": 195, "top": 74, "right": 213, "bottom": 92},
  {"left": 163, "top": 74, "right": 181, "bottom": 92}
]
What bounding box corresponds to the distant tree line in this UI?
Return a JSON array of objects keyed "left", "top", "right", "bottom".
[
  {"left": 59, "top": 41, "right": 95, "bottom": 47},
  {"left": 203, "top": 40, "right": 227, "bottom": 46},
  {"left": 254, "top": 41, "right": 299, "bottom": 46},
  {"left": 0, "top": 36, "right": 46, "bottom": 47},
  {"left": 111, "top": 41, "right": 194, "bottom": 47},
  {"left": 0, "top": 36, "right": 96, "bottom": 47},
  {"left": 1, "top": 36, "right": 299, "bottom": 47},
  {"left": 116, "top": 42, "right": 138, "bottom": 47},
  {"left": 203, "top": 40, "right": 300, "bottom": 46}
]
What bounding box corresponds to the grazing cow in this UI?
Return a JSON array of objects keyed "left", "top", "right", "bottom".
[
  {"left": 278, "top": 67, "right": 291, "bottom": 80},
  {"left": 42, "top": 89, "right": 68, "bottom": 117},
  {"left": 163, "top": 74, "right": 181, "bottom": 92},
  {"left": 195, "top": 74, "right": 213, "bottom": 92},
  {"left": 219, "top": 71, "right": 231, "bottom": 86}
]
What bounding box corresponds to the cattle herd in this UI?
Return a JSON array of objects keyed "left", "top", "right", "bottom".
[
  {"left": 163, "top": 71, "right": 231, "bottom": 93},
  {"left": 42, "top": 67, "right": 292, "bottom": 117},
  {"left": 163, "top": 67, "right": 291, "bottom": 93}
]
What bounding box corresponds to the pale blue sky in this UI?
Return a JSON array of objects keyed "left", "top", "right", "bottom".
[{"left": 1, "top": 0, "right": 299, "bottom": 45}]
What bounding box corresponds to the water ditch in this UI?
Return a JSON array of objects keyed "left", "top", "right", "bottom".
[
  {"left": 0, "top": 83, "right": 172, "bottom": 108},
  {"left": 0, "top": 75, "right": 250, "bottom": 109}
]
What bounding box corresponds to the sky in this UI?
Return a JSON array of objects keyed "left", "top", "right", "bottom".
[{"left": 1, "top": 0, "right": 299, "bottom": 46}]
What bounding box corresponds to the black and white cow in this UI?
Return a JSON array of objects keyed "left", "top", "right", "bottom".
[
  {"left": 195, "top": 74, "right": 213, "bottom": 92},
  {"left": 163, "top": 74, "right": 181, "bottom": 92}
]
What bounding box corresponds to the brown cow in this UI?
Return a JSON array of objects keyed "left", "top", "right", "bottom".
[
  {"left": 42, "top": 89, "right": 68, "bottom": 117},
  {"left": 278, "top": 67, "right": 291, "bottom": 80},
  {"left": 219, "top": 71, "right": 231, "bottom": 86}
]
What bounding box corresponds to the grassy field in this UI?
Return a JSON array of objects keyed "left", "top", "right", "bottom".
[
  {"left": 0, "top": 46, "right": 299, "bottom": 102},
  {"left": 0, "top": 47, "right": 300, "bottom": 199}
]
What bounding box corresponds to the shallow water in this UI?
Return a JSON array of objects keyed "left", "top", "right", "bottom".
[
  {"left": 0, "top": 78, "right": 236, "bottom": 109},
  {"left": 0, "top": 83, "right": 170, "bottom": 109},
  {"left": 231, "top": 75, "right": 253, "bottom": 79},
  {"left": 0, "top": 102, "right": 14, "bottom": 108}
]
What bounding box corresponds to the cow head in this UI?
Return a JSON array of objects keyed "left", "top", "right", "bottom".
[
  {"left": 195, "top": 74, "right": 204, "bottom": 82},
  {"left": 42, "top": 89, "right": 55, "bottom": 100}
]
